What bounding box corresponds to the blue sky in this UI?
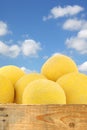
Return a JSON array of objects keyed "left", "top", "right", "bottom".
[{"left": 0, "top": 0, "right": 87, "bottom": 73}]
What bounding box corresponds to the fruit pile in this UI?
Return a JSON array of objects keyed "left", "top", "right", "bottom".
[{"left": 0, "top": 54, "right": 87, "bottom": 104}]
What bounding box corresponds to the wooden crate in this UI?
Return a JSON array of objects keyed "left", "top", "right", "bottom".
[{"left": 0, "top": 104, "right": 87, "bottom": 130}]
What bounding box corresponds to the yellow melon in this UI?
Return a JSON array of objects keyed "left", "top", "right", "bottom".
[
  {"left": 57, "top": 72, "right": 87, "bottom": 104},
  {"left": 41, "top": 54, "right": 78, "bottom": 81},
  {"left": 0, "top": 74, "right": 14, "bottom": 103},
  {"left": 0, "top": 65, "right": 25, "bottom": 85},
  {"left": 15, "top": 73, "right": 46, "bottom": 104},
  {"left": 22, "top": 79, "right": 66, "bottom": 104}
]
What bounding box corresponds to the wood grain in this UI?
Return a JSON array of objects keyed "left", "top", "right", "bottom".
[{"left": 0, "top": 104, "right": 87, "bottom": 130}]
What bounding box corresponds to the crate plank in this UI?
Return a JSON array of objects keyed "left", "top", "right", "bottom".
[{"left": 0, "top": 104, "right": 87, "bottom": 130}]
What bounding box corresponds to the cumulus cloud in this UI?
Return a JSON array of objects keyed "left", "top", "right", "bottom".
[
  {"left": 0, "top": 39, "right": 42, "bottom": 58},
  {"left": 0, "top": 41, "right": 20, "bottom": 58},
  {"left": 63, "top": 19, "right": 87, "bottom": 31},
  {"left": 64, "top": 18, "right": 87, "bottom": 54},
  {"left": 21, "top": 66, "right": 36, "bottom": 74},
  {"left": 43, "top": 5, "right": 84, "bottom": 20},
  {"left": 63, "top": 19, "right": 83, "bottom": 31},
  {"left": 66, "top": 37, "right": 87, "bottom": 54},
  {"left": 0, "top": 21, "right": 10, "bottom": 36},
  {"left": 65, "top": 18, "right": 87, "bottom": 55},
  {"left": 8, "top": 45, "right": 20, "bottom": 57},
  {"left": 78, "top": 62, "right": 87, "bottom": 73},
  {"left": 21, "top": 39, "right": 41, "bottom": 57},
  {"left": 77, "top": 29, "right": 87, "bottom": 38}
]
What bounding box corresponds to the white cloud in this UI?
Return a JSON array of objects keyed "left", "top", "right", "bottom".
[
  {"left": 0, "top": 41, "right": 20, "bottom": 58},
  {"left": 21, "top": 67, "right": 36, "bottom": 74},
  {"left": 21, "top": 39, "right": 41, "bottom": 57},
  {"left": 78, "top": 29, "right": 87, "bottom": 38},
  {"left": 43, "top": 5, "right": 84, "bottom": 20},
  {"left": 0, "top": 21, "right": 9, "bottom": 36},
  {"left": 0, "top": 39, "right": 42, "bottom": 58},
  {"left": 66, "top": 36, "right": 87, "bottom": 54},
  {"left": 63, "top": 19, "right": 87, "bottom": 31},
  {"left": 65, "top": 22, "right": 87, "bottom": 54},
  {"left": 78, "top": 62, "right": 87, "bottom": 73},
  {"left": 8, "top": 45, "right": 20, "bottom": 57},
  {"left": 0, "top": 41, "right": 8, "bottom": 54}
]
